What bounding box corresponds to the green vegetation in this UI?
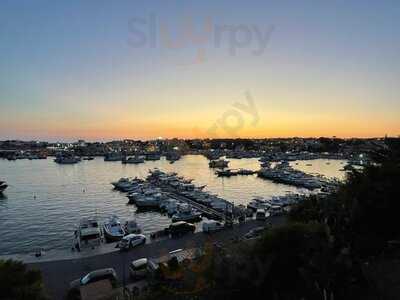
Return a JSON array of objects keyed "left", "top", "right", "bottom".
[
  {"left": 142, "top": 138, "right": 400, "bottom": 299},
  {"left": 0, "top": 259, "right": 47, "bottom": 300}
]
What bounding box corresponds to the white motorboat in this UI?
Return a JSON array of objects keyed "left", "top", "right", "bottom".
[
  {"left": 112, "top": 177, "right": 144, "bottom": 192},
  {"left": 103, "top": 216, "right": 126, "bottom": 242},
  {"left": 160, "top": 199, "right": 181, "bottom": 216},
  {"left": 74, "top": 218, "right": 102, "bottom": 250},
  {"left": 122, "top": 156, "right": 145, "bottom": 164},
  {"left": 124, "top": 219, "right": 142, "bottom": 234}
]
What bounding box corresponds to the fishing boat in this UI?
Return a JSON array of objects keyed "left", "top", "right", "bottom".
[
  {"left": 103, "top": 216, "right": 126, "bottom": 242},
  {"left": 0, "top": 181, "right": 8, "bottom": 193}
]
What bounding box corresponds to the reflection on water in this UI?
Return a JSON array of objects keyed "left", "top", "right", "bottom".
[
  {"left": 0, "top": 155, "right": 345, "bottom": 254},
  {"left": 290, "top": 159, "right": 347, "bottom": 181}
]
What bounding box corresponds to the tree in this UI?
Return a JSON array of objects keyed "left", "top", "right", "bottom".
[{"left": 0, "top": 259, "right": 47, "bottom": 300}]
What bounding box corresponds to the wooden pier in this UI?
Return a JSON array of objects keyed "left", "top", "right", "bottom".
[{"left": 166, "top": 192, "right": 231, "bottom": 221}]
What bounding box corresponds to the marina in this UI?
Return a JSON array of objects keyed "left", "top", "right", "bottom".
[{"left": 0, "top": 155, "right": 346, "bottom": 255}]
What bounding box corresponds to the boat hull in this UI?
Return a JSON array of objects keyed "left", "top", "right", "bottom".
[
  {"left": 0, "top": 185, "right": 7, "bottom": 193},
  {"left": 103, "top": 231, "right": 124, "bottom": 242}
]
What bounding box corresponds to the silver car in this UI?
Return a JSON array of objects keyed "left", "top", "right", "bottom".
[
  {"left": 119, "top": 234, "right": 146, "bottom": 250},
  {"left": 69, "top": 268, "right": 118, "bottom": 290}
]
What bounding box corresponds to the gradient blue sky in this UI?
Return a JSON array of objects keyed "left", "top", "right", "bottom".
[{"left": 0, "top": 0, "right": 399, "bottom": 141}]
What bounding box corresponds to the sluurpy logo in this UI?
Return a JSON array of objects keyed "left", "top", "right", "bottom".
[{"left": 128, "top": 14, "right": 274, "bottom": 65}]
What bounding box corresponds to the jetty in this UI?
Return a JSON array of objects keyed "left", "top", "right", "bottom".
[{"left": 167, "top": 192, "right": 229, "bottom": 220}]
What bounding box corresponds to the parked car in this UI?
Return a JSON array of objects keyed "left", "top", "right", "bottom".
[
  {"left": 168, "top": 221, "right": 195, "bottom": 237},
  {"left": 202, "top": 220, "right": 224, "bottom": 233},
  {"left": 129, "top": 258, "right": 159, "bottom": 279},
  {"left": 118, "top": 234, "right": 146, "bottom": 250},
  {"left": 69, "top": 268, "right": 118, "bottom": 291}
]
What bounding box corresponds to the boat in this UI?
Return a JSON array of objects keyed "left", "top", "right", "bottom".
[
  {"left": 216, "top": 169, "right": 236, "bottom": 177},
  {"left": 160, "top": 199, "right": 181, "bottom": 216},
  {"left": 237, "top": 169, "right": 255, "bottom": 175},
  {"left": 122, "top": 156, "right": 144, "bottom": 164},
  {"left": 247, "top": 197, "right": 271, "bottom": 211},
  {"left": 74, "top": 218, "right": 102, "bottom": 250},
  {"left": 145, "top": 153, "right": 161, "bottom": 161},
  {"left": 112, "top": 178, "right": 131, "bottom": 190},
  {"left": 102, "top": 216, "right": 126, "bottom": 242},
  {"left": 83, "top": 156, "right": 95, "bottom": 161},
  {"left": 112, "top": 177, "right": 144, "bottom": 192},
  {"left": 124, "top": 219, "right": 142, "bottom": 234},
  {"left": 104, "top": 152, "right": 123, "bottom": 161},
  {"left": 54, "top": 154, "right": 80, "bottom": 164},
  {"left": 135, "top": 195, "right": 162, "bottom": 209},
  {"left": 0, "top": 181, "right": 8, "bottom": 193},
  {"left": 209, "top": 159, "right": 229, "bottom": 168},
  {"left": 166, "top": 152, "right": 181, "bottom": 163},
  {"left": 127, "top": 192, "right": 141, "bottom": 204},
  {"left": 172, "top": 205, "right": 202, "bottom": 223}
]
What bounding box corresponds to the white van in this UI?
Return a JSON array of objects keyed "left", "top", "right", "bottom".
[{"left": 202, "top": 220, "right": 224, "bottom": 233}]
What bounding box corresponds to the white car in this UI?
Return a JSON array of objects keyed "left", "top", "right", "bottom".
[
  {"left": 119, "top": 234, "right": 146, "bottom": 250},
  {"left": 129, "top": 258, "right": 159, "bottom": 279}
]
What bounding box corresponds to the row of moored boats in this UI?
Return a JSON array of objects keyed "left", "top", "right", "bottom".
[
  {"left": 258, "top": 161, "right": 334, "bottom": 190},
  {"left": 73, "top": 216, "right": 142, "bottom": 251},
  {"left": 112, "top": 169, "right": 235, "bottom": 222}
]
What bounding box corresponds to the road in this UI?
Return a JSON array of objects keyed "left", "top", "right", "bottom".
[{"left": 29, "top": 217, "right": 285, "bottom": 299}]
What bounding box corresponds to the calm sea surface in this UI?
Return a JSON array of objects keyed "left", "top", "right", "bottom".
[{"left": 0, "top": 155, "right": 346, "bottom": 254}]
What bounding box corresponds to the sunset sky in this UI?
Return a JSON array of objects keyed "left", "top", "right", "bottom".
[{"left": 1, "top": 1, "right": 399, "bottom": 141}]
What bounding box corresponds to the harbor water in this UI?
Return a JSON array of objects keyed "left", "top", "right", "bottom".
[{"left": 0, "top": 155, "right": 346, "bottom": 255}]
